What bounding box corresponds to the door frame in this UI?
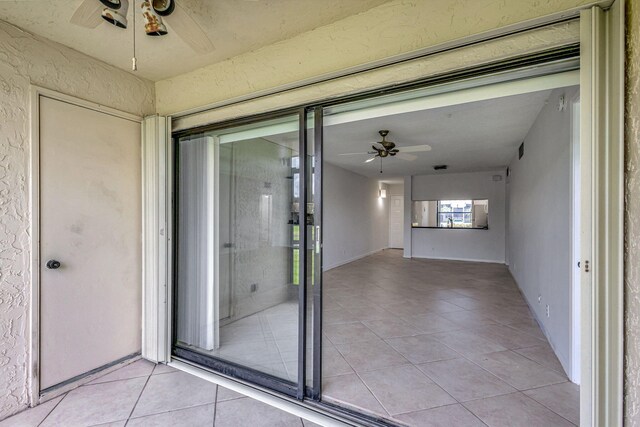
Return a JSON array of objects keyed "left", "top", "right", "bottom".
[
  {"left": 389, "top": 195, "right": 404, "bottom": 249},
  {"left": 143, "top": 4, "right": 625, "bottom": 425},
  {"left": 169, "top": 108, "right": 312, "bottom": 399},
  {"left": 570, "top": 92, "right": 582, "bottom": 384},
  {"left": 28, "top": 86, "right": 142, "bottom": 405}
]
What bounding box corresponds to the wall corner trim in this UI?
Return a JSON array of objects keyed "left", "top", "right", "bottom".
[
  {"left": 141, "top": 115, "right": 170, "bottom": 364},
  {"left": 580, "top": 2, "right": 625, "bottom": 425}
]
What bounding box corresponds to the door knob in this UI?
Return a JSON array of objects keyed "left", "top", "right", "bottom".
[{"left": 46, "top": 260, "right": 61, "bottom": 269}]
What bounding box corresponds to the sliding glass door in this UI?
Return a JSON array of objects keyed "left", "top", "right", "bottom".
[{"left": 173, "top": 110, "right": 321, "bottom": 398}]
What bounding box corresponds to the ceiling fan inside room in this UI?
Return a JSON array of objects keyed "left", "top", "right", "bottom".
[
  {"left": 70, "top": 0, "right": 215, "bottom": 69},
  {"left": 339, "top": 130, "right": 432, "bottom": 172}
]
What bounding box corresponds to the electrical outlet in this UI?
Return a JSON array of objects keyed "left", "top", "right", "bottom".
[
  {"left": 545, "top": 304, "right": 550, "bottom": 318},
  {"left": 538, "top": 295, "right": 542, "bottom": 303}
]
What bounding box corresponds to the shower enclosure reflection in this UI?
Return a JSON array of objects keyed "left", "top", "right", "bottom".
[{"left": 175, "top": 115, "right": 301, "bottom": 383}]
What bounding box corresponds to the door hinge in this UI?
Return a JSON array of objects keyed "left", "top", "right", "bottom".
[{"left": 584, "top": 260, "right": 590, "bottom": 273}]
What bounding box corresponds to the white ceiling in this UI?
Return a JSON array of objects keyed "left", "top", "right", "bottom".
[
  {"left": 0, "top": 0, "right": 388, "bottom": 81},
  {"left": 323, "top": 89, "right": 553, "bottom": 179}
]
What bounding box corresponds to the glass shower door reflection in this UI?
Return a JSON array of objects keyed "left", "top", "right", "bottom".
[{"left": 175, "top": 114, "right": 301, "bottom": 385}]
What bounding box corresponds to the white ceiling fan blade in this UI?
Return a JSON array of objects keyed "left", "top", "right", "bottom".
[
  {"left": 70, "top": 0, "right": 104, "bottom": 28},
  {"left": 339, "top": 152, "right": 370, "bottom": 156},
  {"left": 166, "top": 2, "right": 215, "bottom": 54},
  {"left": 400, "top": 144, "right": 432, "bottom": 153},
  {"left": 365, "top": 157, "right": 376, "bottom": 163},
  {"left": 396, "top": 153, "right": 417, "bottom": 161}
]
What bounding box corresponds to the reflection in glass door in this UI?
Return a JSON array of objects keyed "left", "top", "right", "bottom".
[{"left": 173, "top": 114, "right": 307, "bottom": 394}]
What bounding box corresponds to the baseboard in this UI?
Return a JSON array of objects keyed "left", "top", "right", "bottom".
[
  {"left": 38, "top": 352, "right": 141, "bottom": 404},
  {"left": 410, "top": 254, "right": 505, "bottom": 264},
  {"left": 506, "top": 267, "right": 572, "bottom": 379},
  {"left": 323, "top": 248, "right": 387, "bottom": 271}
]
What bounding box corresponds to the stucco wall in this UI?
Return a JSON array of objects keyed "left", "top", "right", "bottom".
[
  {"left": 624, "top": 1, "right": 640, "bottom": 424},
  {"left": 0, "top": 21, "right": 154, "bottom": 419},
  {"left": 156, "top": 0, "right": 595, "bottom": 115}
]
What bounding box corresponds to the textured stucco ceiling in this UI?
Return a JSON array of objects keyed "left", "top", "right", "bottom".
[{"left": 0, "top": 0, "right": 389, "bottom": 81}]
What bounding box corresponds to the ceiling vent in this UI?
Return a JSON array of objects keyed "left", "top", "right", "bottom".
[{"left": 433, "top": 165, "right": 448, "bottom": 170}]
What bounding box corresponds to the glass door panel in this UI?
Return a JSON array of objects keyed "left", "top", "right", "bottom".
[{"left": 174, "top": 114, "right": 302, "bottom": 389}]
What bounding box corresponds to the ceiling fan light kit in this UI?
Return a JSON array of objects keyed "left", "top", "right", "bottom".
[
  {"left": 141, "top": 1, "right": 168, "bottom": 36},
  {"left": 338, "top": 129, "right": 431, "bottom": 174},
  {"left": 101, "top": 0, "right": 129, "bottom": 28},
  {"left": 151, "top": 0, "right": 176, "bottom": 16},
  {"left": 71, "top": 0, "right": 214, "bottom": 69}
]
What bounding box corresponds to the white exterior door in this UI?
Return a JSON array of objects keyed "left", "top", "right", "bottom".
[
  {"left": 389, "top": 195, "right": 404, "bottom": 249},
  {"left": 39, "top": 96, "right": 142, "bottom": 390}
]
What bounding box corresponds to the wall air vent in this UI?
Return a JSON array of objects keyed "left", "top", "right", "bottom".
[{"left": 433, "top": 165, "right": 448, "bottom": 170}]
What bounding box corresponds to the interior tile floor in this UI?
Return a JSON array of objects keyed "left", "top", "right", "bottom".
[
  {"left": 202, "top": 300, "right": 300, "bottom": 382},
  {"left": 0, "top": 359, "right": 315, "bottom": 427},
  {"left": 321, "top": 249, "right": 579, "bottom": 426},
  {"left": 5, "top": 249, "right": 579, "bottom": 426}
]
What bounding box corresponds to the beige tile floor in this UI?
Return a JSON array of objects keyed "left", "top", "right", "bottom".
[
  {"left": 0, "top": 360, "right": 314, "bottom": 427},
  {"left": 321, "top": 249, "right": 580, "bottom": 426},
  {"left": 4, "top": 250, "right": 579, "bottom": 426},
  {"left": 201, "top": 300, "right": 300, "bottom": 382}
]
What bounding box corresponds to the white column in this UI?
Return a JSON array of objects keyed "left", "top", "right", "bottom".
[
  {"left": 403, "top": 176, "right": 412, "bottom": 258},
  {"left": 141, "top": 115, "right": 169, "bottom": 363}
]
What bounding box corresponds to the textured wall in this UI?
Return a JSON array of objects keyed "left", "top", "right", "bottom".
[
  {"left": 156, "top": 0, "right": 594, "bottom": 115},
  {"left": 0, "top": 21, "right": 154, "bottom": 419},
  {"left": 625, "top": 0, "right": 640, "bottom": 424}
]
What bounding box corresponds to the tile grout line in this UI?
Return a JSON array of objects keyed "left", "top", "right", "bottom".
[
  {"left": 511, "top": 346, "right": 570, "bottom": 375},
  {"left": 83, "top": 372, "right": 162, "bottom": 387},
  {"left": 36, "top": 392, "right": 68, "bottom": 427},
  {"left": 414, "top": 358, "right": 516, "bottom": 406},
  {"left": 123, "top": 370, "right": 154, "bottom": 426},
  {"left": 125, "top": 401, "right": 217, "bottom": 424},
  {"left": 455, "top": 400, "right": 491, "bottom": 427},
  {"left": 352, "top": 369, "right": 394, "bottom": 418},
  {"left": 324, "top": 339, "right": 394, "bottom": 420},
  {"left": 520, "top": 384, "right": 579, "bottom": 426},
  {"left": 212, "top": 384, "right": 218, "bottom": 427},
  {"left": 392, "top": 402, "right": 490, "bottom": 427},
  {"left": 459, "top": 390, "right": 577, "bottom": 426}
]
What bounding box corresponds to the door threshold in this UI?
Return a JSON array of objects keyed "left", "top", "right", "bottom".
[
  {"left": 39, "top": 353, "right": 141, "bottom": 404},
  {"left": 168, "top": 358, "right": 400, "bottom": 427}
]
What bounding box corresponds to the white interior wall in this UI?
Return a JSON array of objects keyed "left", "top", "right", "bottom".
[
  {"left": 506, "top": 86, "right": 578, "bottom": 375},
  {"left": 0, "top": 21, "right": 154, "bottom": 419},
  {"left": 323, "top": 162, "right": 389, "bottom": 271},
  {"left": 411, "top": 171, "right": 506, "bottom": 263}
]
